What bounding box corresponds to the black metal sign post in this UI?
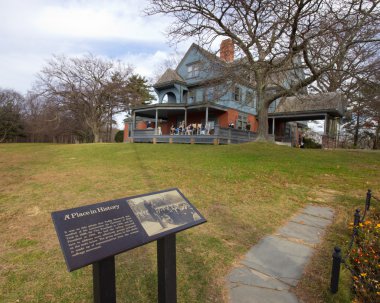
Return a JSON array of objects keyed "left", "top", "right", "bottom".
[
  {"left": 157, "top": 234, "right": 177, "bottom": 303},
  {"left": 93, "top": 256, "right": 116, "bottom": 303},
  {"left": 51, "top": 188, "right": 206, "bottom": 303}
]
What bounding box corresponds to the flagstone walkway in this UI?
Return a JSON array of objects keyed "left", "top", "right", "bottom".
[{"left": 226, "top": 205, "right": 334, "bottom": 303}]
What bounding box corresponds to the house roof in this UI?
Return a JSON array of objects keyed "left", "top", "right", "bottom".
[
  {"left": 275, "top": 92, "right": 346, "bottom": 117},
  {"left": 153, "top": 68, "right": 186, "bottom": 88},
  {"left": 174, "top": 43, "right": 225, "bottom": 74}
]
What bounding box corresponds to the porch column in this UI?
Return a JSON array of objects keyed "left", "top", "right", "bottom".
[
  {"left": 155, "top": 109, "right": 158, "bottom": 135},
  {"left": 184, "top": 108, "right": 187, "bottom": 126},
  {"left": 272, "top": 118, "right": 275, "bottom": 135},
  {"left": 132, "top": 112, "right": 136, "bottom": 135},
  {"left": 334, "top": 117, "right": 338, "bottom": 135},
  {"left": 336, "top": 118, "right": 341, "bottom": 147},
  {"left": 324, "top": 114, "right": 328, "bottom": 135},
  {"left": 205, "top": 107, "right": 209, "bottom": 127}
]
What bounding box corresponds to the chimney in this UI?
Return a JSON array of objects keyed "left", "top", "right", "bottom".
[{"left": 220, "top": 39, "right": 234, "bottom": 62}]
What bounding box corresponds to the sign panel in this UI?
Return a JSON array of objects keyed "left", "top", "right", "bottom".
[{"left": 51, "top": 188, "right": 206, "bottom": 271}]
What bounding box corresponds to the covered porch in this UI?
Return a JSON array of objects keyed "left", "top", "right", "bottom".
[
  {"left": 269, "top": 111, "right": 342, "bottom": 147},
  {"left": 130, "top": 103, "right": 225, "bottom": 135},
  {"left": 269, "top": 93, "right": 345, "bottom": 147},
  {"left": 125, "top": 102, "right": 259, "bottom": 144}
]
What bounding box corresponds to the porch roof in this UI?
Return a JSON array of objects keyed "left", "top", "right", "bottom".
[
  {"left": 268, "top": 109, "right": 342, "bottom": 121},
  {"left": 153, "top": 68, "right": 186, "bottom": 88},
  {"left": 132, "top": 102, "right": 227, "bottom": 119},
  {"left": 274, "top": 92, "right": 345, "bottom": 118}
]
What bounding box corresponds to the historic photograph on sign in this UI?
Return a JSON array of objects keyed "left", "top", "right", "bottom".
[{"left": 127, "top": 190, "right": 202, "bottom": 237}]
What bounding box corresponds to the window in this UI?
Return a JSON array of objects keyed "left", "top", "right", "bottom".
[
  {"left": 187, "top": 63, "right": 200, "bottom": 78},
  {"left": 188, "top": 91, "right": 194, "bottom": 103},
  {"left": 234, "top": 86, "right": 241, "bottom": 102},
  {"left": 237, "top": 114, "right": 248, "bottom": 130},
  {"left": 196, "top": 89, "right": 204, "bottom": 102},
  {"left": 206, "top": 87, "right": 214, "bottom": 101},
  {"left": 246, "top": 91, "right": 257, "bottom": 109},
  {"left": 246, "top": 91, "right": 253, "bottom": 106}
]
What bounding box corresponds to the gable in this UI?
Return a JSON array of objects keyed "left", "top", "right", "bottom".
[{"left": 176, "top": 44, "right": 219, "bottom": 85}]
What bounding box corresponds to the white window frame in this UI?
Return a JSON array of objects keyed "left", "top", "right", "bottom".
[{"left": 187, "top": 63, "right": 200, "bottom": 78}]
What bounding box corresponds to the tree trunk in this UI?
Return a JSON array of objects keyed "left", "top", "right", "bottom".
[
  {"left": 374, "top": 123, "right": 380, "bottom": 150},
  {"left": 89, "top": 123, "right": 101, "bottom": 143},
  {"left": 255, "top": 84, "right": 270, "bottom": 141},
  {"left": 0, "top": 131, "right": 7, "bottom": 143},
  {"left": 353, "top": 112, "right": 360, "bottom": 147},
  {"left": 94, "top": 131, "right": 100, "bottom": 143},
  {"left": 108, "top": 111, "right": 113, "bottom": 143},
  {"left": 257, "top": 106, "right": 269, "bottom": 141}
]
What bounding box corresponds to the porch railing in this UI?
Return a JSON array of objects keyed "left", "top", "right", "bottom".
[{"left": 130, "top": 125, "right": 259, "bottom": 144}]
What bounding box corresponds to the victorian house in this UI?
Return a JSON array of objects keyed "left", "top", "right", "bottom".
[{"left": 124, "top": 39, "right": 344, "bottom": 146}]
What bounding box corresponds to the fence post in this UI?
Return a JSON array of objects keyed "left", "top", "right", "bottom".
[
  {"left": 365, "top": 189, "right": 371, "bottom": 211},
  {"left": 354, "top": 209, "right": 361, "bottom": 235},
  {"left": 330, "top": 246, "right": 342, "bottom": 294},
  {"left": 354, "top": 208, "right": 361, "bottom": 225}
]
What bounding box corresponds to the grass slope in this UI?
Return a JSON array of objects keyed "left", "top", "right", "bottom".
[{"left": 0, "top": 143, "right": 379, "bottom": 302}]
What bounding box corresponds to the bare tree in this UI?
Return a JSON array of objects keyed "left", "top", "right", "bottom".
[
  {"left": 22, "top": 92, "right": 93, "bottom": 143},
  {"left": 306, "top": 30, "right": 379, "bottom": 148},
  {"left": 146, "top": 0, "right": 379, "bottom": 139},
  {"left": 344, "top": 59, "right": 380, "bottom": 148},
  {"left": 35, "top": 54, "right": 135, "bottom": 142}
]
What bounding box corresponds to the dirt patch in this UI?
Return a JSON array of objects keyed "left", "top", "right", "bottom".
[{"left": 308, "top": 188, "right": 342, "bottom": 204}]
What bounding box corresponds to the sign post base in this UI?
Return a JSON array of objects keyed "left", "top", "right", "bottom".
[
  {"left": 157, "top": 234, "right": 177, "bottom": 303},
  {"left": 93, "top": 256, "right": 116, "bottom": 303}
]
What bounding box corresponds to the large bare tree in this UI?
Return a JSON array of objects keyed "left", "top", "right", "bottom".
[
  {"left": 146, "top": 0, "right": 379, "bottom": 139},
  {"left": 308, "top": 28, "right": 379, "bottom": 147},
  {"left": 35, "top": 54, "right": 138, "bottom": 142},
  {"left": 344, "top": 59, "right": 380, "bottom": 148}
]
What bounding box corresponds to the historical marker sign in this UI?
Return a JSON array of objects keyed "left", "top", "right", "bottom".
[{"left": 52, "top": 188, "right": 206, "bottom": 271}]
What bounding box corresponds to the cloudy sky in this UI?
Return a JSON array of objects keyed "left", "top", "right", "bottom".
[{"left": 0, "top": 0, "right": 193, "bottom": 94}]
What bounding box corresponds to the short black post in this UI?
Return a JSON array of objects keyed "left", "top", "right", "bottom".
[
  {"left": 330, "top": 246, "right": 342, "bottom": 294},
  {"left": 365, "top": 189, "right": 371, "bottom": 211},
  {"left": 93, "top": 256, "right": 116, "bottom": 303},
  {"left": 157, "top": 234, "right": 177, "bottom": 303},
  {"left": 354, "top": 208, "right": 361, "bottom": 226},
  {"left": 354, "top": 208, "right": 361, "bottom": 235}
]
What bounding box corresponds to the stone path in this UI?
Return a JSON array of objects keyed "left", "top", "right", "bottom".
[{"left": 226, "top": 205, "right": 334, "bottom": 303}]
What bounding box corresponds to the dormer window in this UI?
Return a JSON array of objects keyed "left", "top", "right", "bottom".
[
  {"left": 187, "top": 63, "right": 200, "bottom": 78},
  {"left": 234, "top": 86, "right": 241, "bottom": 102}
]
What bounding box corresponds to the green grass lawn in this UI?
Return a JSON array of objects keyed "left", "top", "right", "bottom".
[{"left": 0, "top": 143, "right": 379, "bottom": 303}]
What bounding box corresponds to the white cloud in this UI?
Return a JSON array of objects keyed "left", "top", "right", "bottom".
[
  {"left": 33, "top": 0, "right": 170, "bottom": 43},
  {"left": 120, "top": 50, "right": 177, "bottom": 79},
  {"left": 0, "top": 0, "right": 182, "bottom": 94},
  {"left": 0, "top": 51, "right": 53, "bottom": 92}
]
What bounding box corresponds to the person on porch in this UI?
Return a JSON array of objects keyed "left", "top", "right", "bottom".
[
  {"left": 186, "top": 124, "right": 193, "bottom": 135},
  {"left": 200, "top": 124, "right": 206, "bottom": 135}
]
